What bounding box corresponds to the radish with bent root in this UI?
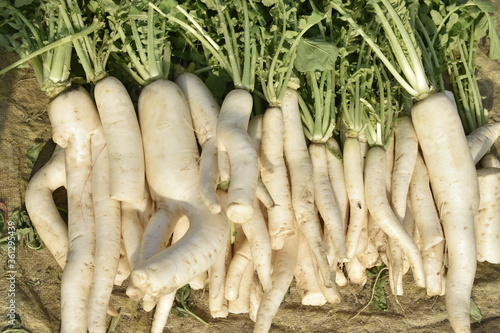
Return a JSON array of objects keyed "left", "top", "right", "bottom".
[
  {"left": 176, "top": 72, "right": 221, "bottom": 214},
  {"left": 126, "top": 79, "right": 228, "bottom": 304},
  {"left": 217, "top": 89, "right": 259, "bottom": 223},
  {"left": 25, "top": 145, "right": 68, "bottom": 269},
  {"left": 49, "top": 86, "right": 101, "bottom": 333}
]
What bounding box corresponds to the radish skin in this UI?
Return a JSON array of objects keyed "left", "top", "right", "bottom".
[
  {"left": 364, "top": 146, "right": 425, "bottom": 289},
  {"left": 242, "top": 199, "right": 273, "bottom": 292},
  {"left": 228, "top": 259, "right": 254, "bottom": 314},
  {"left": 225, "top": 239, "right": 252, "bottom": 301},
  {"left": 48, "top": 86, "right": 100, "bottom": 333},
  {"left": 114, "top": 240, "right": 132, "bottom": 285},
  {"left": 217, "top": 89, "right": 259, "bottom": 223},
  {"left": 474, "top": 167, "right": 500, "bottom": 264},
  {"left": 391, "top": 116, "right": 418, "bottom": 223},
  {"left": 150, "top": 292, "right": 176, "bottom": 333},
  {"left": 422, "top": 241, "right": 445, "bottom": 296},
  {"left": 466, "top": 121, "right": 500, "bottom": 164},
  {"left": 127, "top": 79, "right": 228, "bottom": 303},
  {"left": 260, "top": 107, "right": 295, "bottom": 250},
  {"left": 310, "top": 143, "right": 346, "bottom": 261},
  {"left": 295, "top": 231, "right": 327, "bottom": 306},
  {"left": 94, "top": 76, "right": 145, "bottom": 203},
  {"left": 282, "top": 88, "right": 334, "bottom": 288},
  {"left": 253, "top": 230, "right": 299, "bottom": 333},
  {"left": 325, "top": 137, "right": 349, "bottom": 233},
  {"left": 344, "top": 137, "right": 369, "bottom": 259},
  {"left": 25, "top": 145, "right": 68, "bottom": 269},
  {"left": 346, "top": 256, "right": 367, "bottom": 286},
  {"left": 88, "top": 131, "right": 122, "bottom": 333},
  {"left": 411, "top": 92, "right": 480, "bottom": 333},
  {"left": 409, "top": 153, "right": 444, "bottom": 251},
  {"left": 176, "top": 72, "right": 221, "bottom": 214}
]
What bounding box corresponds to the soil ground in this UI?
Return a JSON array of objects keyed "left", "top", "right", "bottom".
[{"left": 1, "top": 9, "right": 500, "bottom": 333}]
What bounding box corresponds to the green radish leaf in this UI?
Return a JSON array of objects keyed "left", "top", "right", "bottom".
[
  {"left": 14, "top": 0, "right": 34, "bottom": 7},
  {"left": 294, "top": 38, "right": 338, "bottom": 72},
  {"left": 26, "top": 140, "right": 44, "bottom": 169},
  {"left": 367, "top": 264, "right": 389, "bottom": 311},
  {"left": 472, "top": 0, "right": 499, "bottom": 13},
  {"left": 486, "top": 16, "right": 500, "bottom": 59},
  {"left": 470, "top": 298, "right": 483, "bottom": 322},
  {"left": 430, "top": 10, "right": 443, "bottom": 26},
  {"left": 172, "top": 285, "right": 208, "bottom": 325},
  {"left": 205, "top": 73, "right": 228, "bottom": 99},
  {"left": 262, "top": 0, "right": 278, "bottom": 6},
  {"left": 159, "top": 0, "right": 179, "bottom": 13}
]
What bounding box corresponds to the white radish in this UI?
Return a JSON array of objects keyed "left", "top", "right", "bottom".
[
  {"left": 228, "top": 259, "right": 254, "bottom": 314},
  {"left": 25, "top": 144, "right": 68, "bottom": 269},
  {"left": 325, "top": 137, "right": 349, "bottom": 233},
  {"left": 310, "top": 143, "right": 346, "bottom": 261},
  {"left": 114, "top": 240, "right": 132, "bottom": 285},
  {"left": 346, "top": 256, "right": 367, "bottom": 286},
  {"left": 121, "top": 184, "right": 151, "bottom": 271},
  {"left": 411, "top": 92, "right": 480, "bottom": 333},
  {"left": 344, "top": 137, "right": 369, "bottom": 259},
  {"left": 364, "top": 146, "right": 426, "bottom": 289},
  {"left": 474, "top": 167, "right": 500, "bottom": 264},
  {"left": 421, "top": 241, "right": 446, "bottom": 296},
  {"left": 225, "top": 238, "right": 252, "bottom": 301},
  {"left": 150, "top": 292, "right": 176, "bottom": 333},
  {"left": 217, "top": 89, "right": 259, "bottom": 223},
  {"left": 281, "top": 88, "right": 334, "bottom": 288},
  {"left": 253, "top": 230, "right": 299, "bottom": 333},
  {"left": 208, "top": 235, "right": 231, "bottom": 318},
  {"left": 466, "top": 121, "right": 500, "bottom": 164},
  {"left": 176, "top": 72, "right": 221, "bottom": 214},
  {"left": 150, "top": 214, "right": 200, "bottom": 332},
  {"left": 391, "top": 115, "right": 418, "bottom": 223},
  {"left": 260, "top": 107, "right": 295, "bottom": 250},
  {"left": 207, "top": 189, "right": 231, "bottom": 318},
  {"left": 87, "top": 131, "right": 122, "bottom": 333},
  {"left": 127, "top": 79, "right": 228, "bottom": 303},
  {"left": 409, "top": 153, "right": 444, "bottom": 251},
  {"left": 94, "top": 76, "right": 145, "bottom": 203},
  {"left": 48, "top": 86, "right": 100, "bottom": 333},
  {"left": 242, "top": 199, "right": 273, "bottom": 292},
  {"left": 294, "top": 232, "right": 327, "bottom": 306}
]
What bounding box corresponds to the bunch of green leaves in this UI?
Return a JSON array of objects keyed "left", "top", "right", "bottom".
[
  {"left": 295, "top": 36, "right": 339, "bottom": 143},
  {"left": 101, "top": 0, "right": 173, "bottom": 86},
  {"left": 171, "top": 285, "right": 208, "bottom": 326},
  {"left": 337, "top": 29, "right": 376, "bottom": 141},
  {"left": 0, "top": 0, "right": 103, "bottom": 98},
  {"left": 59, "top": 0, "right": 115, "bottom": 85},
  {"left": 254, "top": 0, "right": 326, "bottom": 106},
  {"left": 417, "top": 0, "right": 500, "bottom": 133},
  {"left": 330, "top": 0, "right": 432, "bottom": 101}
]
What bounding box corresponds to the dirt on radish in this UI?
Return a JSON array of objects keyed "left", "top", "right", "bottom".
[{"left": 1, "top": 24, "right": 500, "bottom": 333}]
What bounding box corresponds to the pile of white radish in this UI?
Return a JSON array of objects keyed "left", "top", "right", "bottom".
[
  {"left": 2, "top": 0, "right": 499, "bottom": 333},
  {"left": 23, "top": 68, "right": 500, "bottom": 333}
]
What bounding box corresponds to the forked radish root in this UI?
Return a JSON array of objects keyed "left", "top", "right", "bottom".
[{"left": 127, "top": 79, "right": 229, "bottom": 304}]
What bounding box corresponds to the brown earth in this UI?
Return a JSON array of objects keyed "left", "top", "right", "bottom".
[{"left": 1, "top": 13, "right": 500, "bottom": 333}]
